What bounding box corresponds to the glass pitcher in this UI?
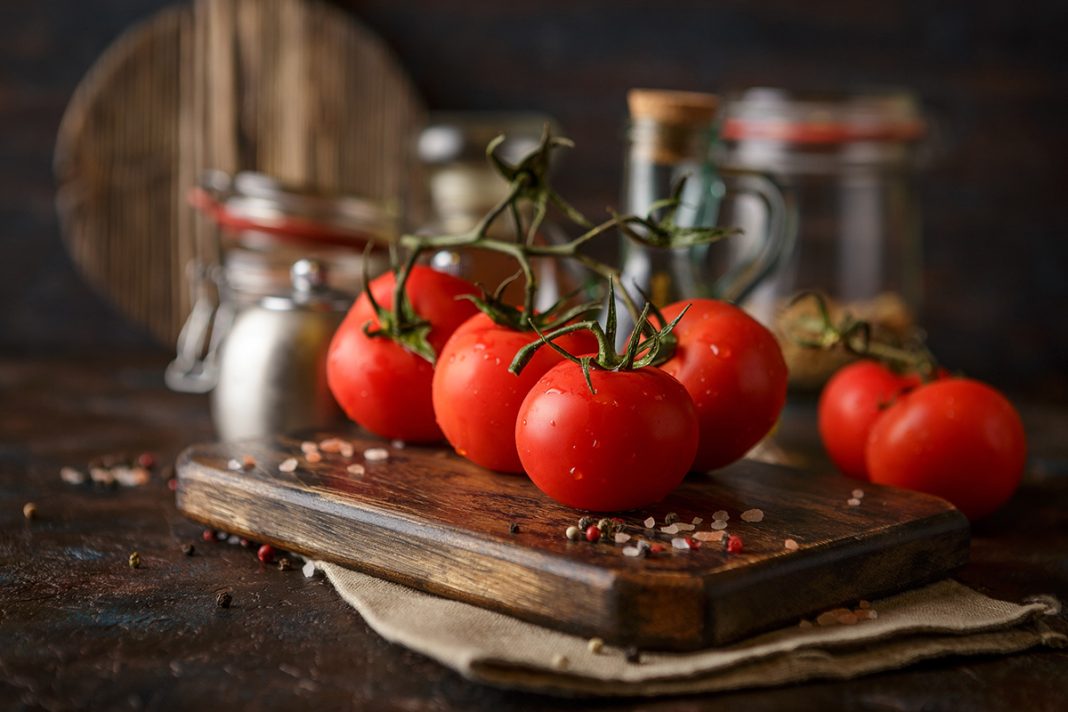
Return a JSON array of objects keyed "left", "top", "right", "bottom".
[{"left": 618, "top": 89, "right": 794, "bottom": 337}]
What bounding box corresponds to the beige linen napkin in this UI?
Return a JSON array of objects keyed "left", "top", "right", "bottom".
[{"left": 315, "top": 562, "right": 1064, "bottom": 697}]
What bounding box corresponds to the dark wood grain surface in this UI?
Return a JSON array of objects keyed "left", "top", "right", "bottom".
[
  {"left": 2, "top": 352, "right": 1066, "bottom": 710},
  {"left": 175, "top": 432, "right": 968, "bottom": 649}
]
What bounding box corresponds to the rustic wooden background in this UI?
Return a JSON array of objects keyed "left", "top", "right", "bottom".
[{"left": 1, "top": 0, "right": 1066, "bottom": 399}]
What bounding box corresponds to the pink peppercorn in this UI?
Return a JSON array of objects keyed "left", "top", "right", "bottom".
[
  {"left": 585, "top": 525, "right": 601, "bottom": 543},
  {"left": 727, "top": 535, "right": 744, "bottom": 553},
  {"left": 202, "top": 529, "right": 215, "bottom": 542},
  {"left": 137, "top": 452, "right": 156, "bottom": 469},
  {"left": 257, "top": 544, "right": 276, "bottom": 564},
  {"left": 649, "top": 543, "right": 665, "bottom": 554},
  {"left": 685, "top": 536, "right": 700, "bottom": 550}
]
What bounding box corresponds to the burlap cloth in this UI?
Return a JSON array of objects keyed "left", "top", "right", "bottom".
[{"left": 313, "top": 562, "right": 1065, "bottom": 697}]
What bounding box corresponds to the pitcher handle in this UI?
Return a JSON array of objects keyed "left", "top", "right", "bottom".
[
  {"left": 164, "top": 261, "right": 232, "bottom": 393},
  {"left": 712, "top": 167, "right": 797, "bottom": 303}
]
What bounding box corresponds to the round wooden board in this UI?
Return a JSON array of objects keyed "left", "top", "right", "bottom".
[{"left": 54, "top": 0, "right": 425, "bottom": 344}]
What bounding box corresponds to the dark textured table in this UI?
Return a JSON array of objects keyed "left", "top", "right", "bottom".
[{"left": 2, "top": 352, "right": 1067, "bottom": 711}]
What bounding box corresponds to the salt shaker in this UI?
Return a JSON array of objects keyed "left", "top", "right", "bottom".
[{"left": 211, "top": 259, "right": 350, "bottom": 441}]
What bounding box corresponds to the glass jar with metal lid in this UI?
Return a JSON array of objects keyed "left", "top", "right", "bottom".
[
  {"left": 717, "top": 88, "right": 927, "bottom": 389},
  {"left": 166, "top": 171, "right": 396, "bottom": 394}
]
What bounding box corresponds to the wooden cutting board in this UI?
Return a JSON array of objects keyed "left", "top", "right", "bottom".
[{"left": 175, "top": 432, "right": 970, "bottom": 650}]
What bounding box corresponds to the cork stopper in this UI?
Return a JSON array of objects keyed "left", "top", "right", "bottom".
[{"left": 627, "top": 89, "right": 719, "bottom": 126}]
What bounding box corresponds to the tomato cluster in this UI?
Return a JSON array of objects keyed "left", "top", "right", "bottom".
[
  {"left": 819, "top": 361, "right": 1026, "bottom": 520},
  {"left": 327, "top": 268, "right": 788, "bottom": 512}
]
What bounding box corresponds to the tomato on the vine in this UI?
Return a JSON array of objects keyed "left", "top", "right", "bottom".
[
  {"left": 432, "top": 313, "right": 598, "bottom": 473},
  {"left": 515, "top": 361, "right": 698, "bottom": 511},
  {"left": 326, "top": 266, "right": 479, "bottom": 443},
  {"left": 658, "top": 299, "right": 787, "bottom": 472},
  {"left": 818, "top": 360, "right": 920, "bottom": 480},
  {"left": 866, "top": 378, "right": 1026, "bottom": 520}
]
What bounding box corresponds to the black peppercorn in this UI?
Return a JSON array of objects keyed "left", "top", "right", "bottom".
[
  {"left": 216, "top": 591, "right": 232, "bottom": 609},
  {"left": 509, "top": 522, "right": 520, "bottom": 534}
]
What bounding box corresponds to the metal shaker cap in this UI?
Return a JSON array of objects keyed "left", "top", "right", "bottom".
[{"left": 259, "top": 259, "right": 353, "bottom": 312}]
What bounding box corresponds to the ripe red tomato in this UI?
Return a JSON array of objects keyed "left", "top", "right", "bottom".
[
  {"left": 818, "top": 361, "right": 920, "bottom": 480},
  {"left": 327, "top": 266, "right": 478, "bottom": 442},
  {"left": 515, "top": 361, "right": 698, "bottom": 511},
  {"left": 658, "top": 299, "right": 787, "bottom": 472},
  {"left": 866, "top": 378, "right": 1026, "bottom": 520},
  {"left": 432, "top": 313, "right": 599, "bottom": 473}
]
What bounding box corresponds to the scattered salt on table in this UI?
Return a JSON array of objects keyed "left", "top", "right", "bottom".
[
  {"left": 660, "top": 524, "right": 680, "bottom": 535},
  {"left": 346, "top": 464, "right": 366, "bottom": 476},
  {"left": 614, "top": 532, "right": 631, "bottom": 544},
  {"left": 712, "top": 510, "right": 729, "bottom": 521},
  {"left": 847, "top": 497, "right": 862, "bottom": 507},
  {"left": 364, "top": 448, "right": 390, "bottom": 462},
  {"left": 709, "top": 520, "right": 728, "bottom": 530},
  {"left": 740, "top": 508, "right": 764, "bottom": 523},
  {"left": 671, "top": 537, "right": 690, "bottom": 550},
  {"left": 643, "top": 516, "right": 656, "bottom": 528},
  {"left": 852, "top": 488, "right": 865, "bottom": 499},
  {"left": 279, "top": 458, "right": 298, "bottom": 473},
  {"left": 60, "top": 467, "right": 85, "bottom": 485},
  {"left": 784, "top": 538, "right": 800, "bottom": 551}
]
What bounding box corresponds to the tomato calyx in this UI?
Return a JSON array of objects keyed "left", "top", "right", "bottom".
[
  {"left": 509, "top": 282, "right": 690, "bottom": 394},
  {"left": 457, "top": 272, "right": 603, "bottom": 333},
  {"left": 785, "top": 291, "right": 940, "bottom": 381},
  {"left": 359, "top": 253, "right": 440, "bottom": 364}
]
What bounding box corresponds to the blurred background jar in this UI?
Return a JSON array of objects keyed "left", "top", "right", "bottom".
[
  {"left": 619, "top": 89, "right": 792, "bottom": 339},
  {"left": 417, "top": 113, "right": 583, "bottom": 309},
  {"left": 167, "top": 171, "right": 395, "bottom": 404},
  {"left": 717, "top": 89, "right": 928, "bottom": 390}
]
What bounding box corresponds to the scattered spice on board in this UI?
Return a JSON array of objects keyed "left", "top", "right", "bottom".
[
  {"left": 587, "top": 637, "right": 605, "bottom": 654},
  {"left": 710, "top": 520, "right": 728, "bottom": 531},
  {"left": 306, "top": 451, "right": 323, "bottom": 464},
  {"left": 364, "top": 448, "right": 390, "bottom": 462},
  {"left": 726, "top": 535, "right": 744, "bottom": 553},
  {"left": 301, "top": 441, "right": 318, "bottom": 455},
  {"left": 202, "top": 529, "right": 215, "bottom": 542},
  {"left": 339, "top": 442, "right": 355, "bottom": 458},
  {"left": 694, "top": 530, "right": 725, "bottom": 542},
  {"left": 784, "top": 538, "right": 800, "bottom": 551},
  {"left": 302, "top": 561, "right": 317, "bottom": 578},
  {"left": 277, "top": 557, "right": 294, "bottom": 571},
  {"left": 128, "top": 552, "right": 141, "bottom": 569},
  {"left": 137, "top": 452, "right": 156, "bottom": 469},
  {"left": 565, "top": 526, "right": 582, "bottom": 541},
  {"left": 643, "top": 516, "right": 656, "bottom": 528},
  {"left": 319, "top": 438, "right": 344, "bottom": 453},
  {"left": 712, "top": 510, "right": 729, "bottom": 521},
  {"left": 227, "top": 459, "right": 242, "bottom": 471},
  {"left": 551, "top": 654, "right": 569, "bottom": 670},
  {"left": 216, "top": 591, "right": 232, "bottom": 609},
  {"left": 847, "top": 497, "right": 862, "bottom": 507},
  {"left": 279, "top": 458, "right": 298, "bottom": 473},
  {"left": 625, "top": 646, "right": 642, "bottom": 664},
  {"left": 585, "top": 525, "right": 601, "bottom": 543},
  {"left": 660, "top": 524, "right": 680, "bottom": 535},
  {"left": 257, "top": 545, "right": 276, "bottom": 564},
  {"left": 664, "top": 512, "right": 679, "bottom": 524},
  {"left": 346, "top": 464, "right": 366, "bottom": 476},
  {"left": 740, "top": 508, "right": 764, "bottom": 523},
  {"left": 671, "top": 537, "right": 690, "bottom": 550},
  {"left": 391, "top": 439, "right": 406, "bottom": 450},
  {"left": 852, "top": 488, "right": 866, "bottom": 499},
  {"left": 614, "top": 532, "right": 630, "bottom": 544},
  {"left": 181, "top": 543, "right": 195, "bottom": 556},
  {"left": 22, "top": 502, "right": 37, "bottom": 520},
  {"left": 691, "top": 516, "right": 703, "bottom": 525},
  {"left": 241, "top": 455, "right": 256, "bottom": 469},
  {"left": 509, "top": 522, "right": 520, "bottom": 534}
]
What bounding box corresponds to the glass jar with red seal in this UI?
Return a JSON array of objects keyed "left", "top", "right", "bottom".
[
  {"left": 166, "top": 171, "right": 396, "bottom": 394},
  {"left": 717, "top": 89, "right": 928, "bottom": 389}
]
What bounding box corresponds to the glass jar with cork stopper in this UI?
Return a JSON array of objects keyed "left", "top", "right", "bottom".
[{"left": 619, "top": 89, "right": 792, "bottom": 337}]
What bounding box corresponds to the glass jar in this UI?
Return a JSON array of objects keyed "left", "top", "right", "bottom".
[
  {"left": 619, "top": 89, "right": 792, "bottom": 338},
  {"left": 717, "top": 89, "right": 927, "bottom": 389},
  {"left": 417, "top": 113, "right": 583, "bottom": 310},
  {"left": 166, "top": 171, "right": 396, "bottom": 393}
]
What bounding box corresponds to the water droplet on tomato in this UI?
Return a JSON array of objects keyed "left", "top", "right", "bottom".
[
  {"left": 592, "top": 439, "right": 599, "bottom": 448},
  {"left": 550, "top": 419, "right": 557, "bottom": 427},
  {"left": 568, "top": 466, "right": 584, "bottom": 480}
]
